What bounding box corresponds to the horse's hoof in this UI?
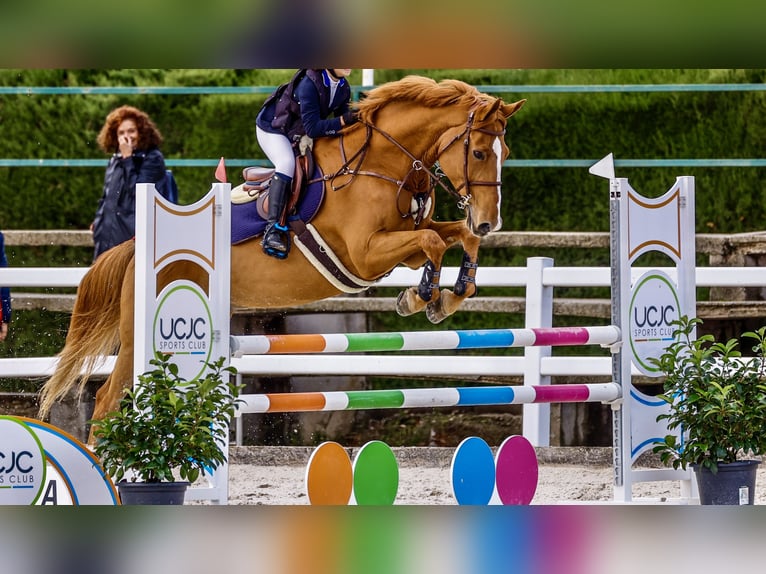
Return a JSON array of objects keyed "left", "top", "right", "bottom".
[
  {"left": 395, "top": 290, "right": 415, "bottom": 317},
  {"left": 426, "top": 301, "right": 448, "bottom": 324}
]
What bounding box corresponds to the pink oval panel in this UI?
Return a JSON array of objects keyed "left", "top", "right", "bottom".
[{"left": 495, "top": 435, "right": 538, "bottom": 505}]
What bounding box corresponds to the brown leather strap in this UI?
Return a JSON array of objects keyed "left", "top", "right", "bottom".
[{"left": 289, "top": 220, "right": 371, "bottom": 291}]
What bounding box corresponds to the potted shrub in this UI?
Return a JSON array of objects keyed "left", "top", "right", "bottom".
[
  {"left": 651, "top": 315, "right": 766, "bottom": 505},
  {"left": 91, "top": 353, "right": 242, "bottom": 505}
]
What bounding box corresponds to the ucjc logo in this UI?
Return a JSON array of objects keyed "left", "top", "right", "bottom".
[
  {"left": 0, "top": 450, "right": 34, "bottom": 473},
  {"left": 158, "top": 316, "right": 207, "bottom": 341},
  {"left": 0, "top": 417, "right": 46, "bottom": 504},
  {"left": 153, "top": 284, "right": 213, "bottom": 378},
  {"left": 0, "top": 449, "right": 37, "bottom": 487},
  {"left": 633, "top": 305, "right": 676, "bottom": 327}
]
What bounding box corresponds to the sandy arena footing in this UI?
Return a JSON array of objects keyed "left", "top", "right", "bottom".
[{"left": 209, "top": 446, "right": 766, "bottom": 505}]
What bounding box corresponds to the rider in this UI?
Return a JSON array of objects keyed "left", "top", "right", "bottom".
[{"left": 255, "top": 68, "right": 358, "bottom": 259}]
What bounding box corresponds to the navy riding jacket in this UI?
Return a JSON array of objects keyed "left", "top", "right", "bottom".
[
  {"left": 92, "top": 147, "right": 166, "bottom": 260},
  {"left": 256, "top": 69, "right": 351, "bottom": 142}
]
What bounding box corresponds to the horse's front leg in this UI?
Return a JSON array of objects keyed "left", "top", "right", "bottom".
[
  {"left": 389, "top": 221, "right": 480, "bottom": 322},
  {"left": 422, "top": 222, "right": 481, "bottom": 323},
  {"left": 395, "top": 257, "right": 442, "bottom": 318},
  {"left": 426, "top": 240, "right": 480, "bottom": 323},
  {"left": 347, "top": 228, "right": 448, "bottom": 318}
]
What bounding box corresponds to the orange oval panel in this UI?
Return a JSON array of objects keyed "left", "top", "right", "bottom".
[{"left": 306, "top": 442, "right": 353, "bottom": 505}]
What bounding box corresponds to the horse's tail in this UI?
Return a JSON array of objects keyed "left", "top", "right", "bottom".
[{"left": 38, "top": 240, "right": 135, "bottom": 420}]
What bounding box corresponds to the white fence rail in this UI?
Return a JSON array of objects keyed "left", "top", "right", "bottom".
[
  {"left": 3, "top": 259, "right": 766, "bottom": 449},
  {"left": 4, "top": 263, "right": 766, "bottom": 290},
  {"left": 2, "top": 261, "right": 765, "bottom": 381}
]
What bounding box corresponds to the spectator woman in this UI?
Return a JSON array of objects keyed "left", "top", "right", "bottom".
[{"left": 91, "top": 105, "right": 166, "bottom": 261}]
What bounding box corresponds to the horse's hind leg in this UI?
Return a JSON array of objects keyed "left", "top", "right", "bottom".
[
  {"left": 88, "top": 278, "right": 136, "bottom": 445},
  {"left": 88, "top": 346, "right": 133, "bottom": 444}
]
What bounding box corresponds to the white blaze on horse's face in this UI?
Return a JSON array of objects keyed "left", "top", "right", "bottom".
[
  {"left": 492, "top": 136, "right": 504, "bottom": 231},
  {"left": 464, "top": 130, "right": 506, "bottom": 237}
]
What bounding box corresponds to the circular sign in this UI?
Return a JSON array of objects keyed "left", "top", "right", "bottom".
[
  {"left": 495, "top": 435, "right": 538, "bottom": 505},
  {"left": 19, "top": 417, "right": 119, "bottom": 506},
  {"left": 352, "top": 441, "right": 398, "bottom": 505},
  {"left": 451, "top": 436, "right": 495, "bottom": 505},
  {"left": 153, "top": 282, "right": 213, "bottom": 381},
  {"left": 629, "top": 270, "right": 681, "bottom": 376},
  {"left": 306, "top": 441, "right": 353, "bottom": 505},
  {"left": 0, "top": 416, "right": 47, "bottom": 505}
]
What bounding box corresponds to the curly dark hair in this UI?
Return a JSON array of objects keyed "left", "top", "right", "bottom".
[{"left": 96, "top": 105, "right": 163, "bottom": 153}]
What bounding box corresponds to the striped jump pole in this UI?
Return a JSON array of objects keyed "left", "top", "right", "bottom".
[
  {"left": 230, "top": 325, "right": 621, "bottom": 357},
  {"left": 237, "top": 382, "right": 621, "bottom": 414}
]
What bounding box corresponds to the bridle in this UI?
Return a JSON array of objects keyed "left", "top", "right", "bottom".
[
  {"left": 432, "top": 107, "right": 508, "bottom": 209},
  {"left": 327, "top": 104, "right": 507, "bottom": 219}
]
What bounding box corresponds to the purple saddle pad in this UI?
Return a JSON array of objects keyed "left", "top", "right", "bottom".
[{"left": 231, "top": 165, "right": 324, "bottom": 245}]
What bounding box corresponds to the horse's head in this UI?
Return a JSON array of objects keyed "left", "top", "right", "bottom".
[{"left": 436, "top": 97, "right": 526, "bottom": 236}]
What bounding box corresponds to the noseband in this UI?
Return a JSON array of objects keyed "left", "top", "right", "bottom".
[{"left": 330, "top": 104, "right": 506, "bottom": 217}]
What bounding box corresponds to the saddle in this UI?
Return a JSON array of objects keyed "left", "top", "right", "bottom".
[
  {"left": 231, "top": 152, "right": 324, "bottom": 245},
  {"left": 237, "top": 153, "right": 315, "bottom": 216}
]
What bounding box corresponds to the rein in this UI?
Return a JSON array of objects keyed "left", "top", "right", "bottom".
[{"left": 324, "top": 105, "right": 506, "bottom": 220}]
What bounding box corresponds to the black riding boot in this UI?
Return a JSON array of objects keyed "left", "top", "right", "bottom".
[{"left": 262, "top": 174, "right": 292, "bottom": 259}]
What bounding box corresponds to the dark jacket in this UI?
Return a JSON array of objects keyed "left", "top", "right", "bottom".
[
  {"left": 92, "top": 147, "right": 165, "bottom": 260},
  {"left": 256, "top": 69, "right": 351, "bottom": 142},
  {"left": 0, "top": 231, "right": 10, "bottom": 325}
]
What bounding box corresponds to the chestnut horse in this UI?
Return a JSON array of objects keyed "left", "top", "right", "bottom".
[{"left": 38, "top": 76, "right": 525, "bottom": 438}]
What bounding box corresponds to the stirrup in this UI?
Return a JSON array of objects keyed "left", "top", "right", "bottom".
[
  {"left": 262, "top": 223, "right": 290, "bottom": 259},
  {"left": 264, "top": 246, "right": 288, "bottom": 260}
]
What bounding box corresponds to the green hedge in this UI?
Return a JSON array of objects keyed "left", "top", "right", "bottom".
[
  {"left": 2, "top": 68, "right": 765, "bottom": 233},
  {"left": 1, "top": 68, "right": 765, "bottom": 371}
]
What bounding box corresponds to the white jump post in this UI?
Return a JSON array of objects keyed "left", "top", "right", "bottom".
[
  {"left": 592, "top": 153, "right": 697, "bottom": 502},
  {"left": 522, "top": 256, "right": 554, "bottom": 445},
  {"left": 134, "top": 182, "right": 232, "bottom": 504},
  {"left": 361, "top": 69, "right": 375, "bottom": 87}
]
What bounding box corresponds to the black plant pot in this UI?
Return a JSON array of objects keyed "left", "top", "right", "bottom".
[
  {"left": 693, "top": 460, "right": 760, "bottom": 505},
  {"left": 117, "top": 481, "right": 190, "bottom": 505}
]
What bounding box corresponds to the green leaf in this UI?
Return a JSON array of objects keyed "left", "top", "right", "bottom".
[
  {"left": 651, "top": 315, "right": 766, "bottom": 469},
  {"left": 92, "top": 354, "right": 241, "bottom": 488}
]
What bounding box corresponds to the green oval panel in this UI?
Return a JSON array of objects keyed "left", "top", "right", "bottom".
[{"left": 352, "top": 441, "right": 398, "bottom": 505}]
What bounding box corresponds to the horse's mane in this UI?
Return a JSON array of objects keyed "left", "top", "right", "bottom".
[{"left": 355, "top": 76, "right": 491, "bottom": 122}]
